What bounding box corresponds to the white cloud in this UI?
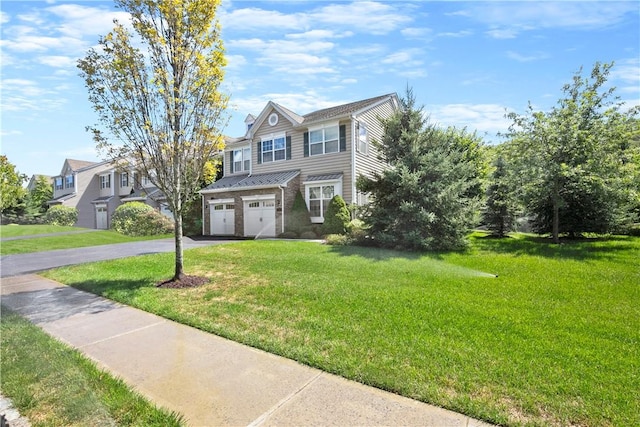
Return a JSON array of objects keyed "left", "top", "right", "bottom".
[
  {"left": 401, "top": 27, "right": 433, "bottom": 39},
  {"left": 428, "top": 103, "right": 512, "bottom": 138},
  {"left": 0, "top": 11, "right": 9, "bottom": 24},
  {"left": 485, "top": 28, "right": 519, "bottom": 39},
  {"left": 437, "top": 30, "right": 473, "bottom": 38},
  {"left": 46, "top": 4, "right": 130, "bottom": 38},
  {"left": 506, "top": 50, "right": 550, "bottom": 63},
  {"left": 311, "top": 1, "right": 412, "bottom": 35},
  {"left": 220, "top": 7, "right": 307, "bottom": 31},
  {"left": 37, "top": 55, "right": 77, "bottom": 68}
]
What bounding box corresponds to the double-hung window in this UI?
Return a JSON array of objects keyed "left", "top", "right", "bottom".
[
  {"left": 100, "top": 174, "right": 111, "bottom": 189},
  {"left": 308, "top": 185, "right": 335, "bottom": 219},
  {"left": 65, "top": 175, "right": 74, "bottom": 189},
  {"left": 233, "top": 147, "right": 251, "bottom": 172},
  {"left": 357, "top": 122, "right": 368, "bottom": 154},
  {"left": 120, "top": 172, "right": 129, "bottom": 187},
  {"left": 309, "top": 124, "right": 339, "bottom": 155},
  {"left": 54, "top": 177, "right": 63, "bottom": 191},
  {"left": 261, "top": 135, "right": 286, "bottom": 163}
]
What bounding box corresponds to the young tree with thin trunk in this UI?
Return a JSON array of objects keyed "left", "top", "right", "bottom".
[
  {"left": 505, "top": 62, "right": 639, "bottom": 243},
  {"left": 79, "top": 0, "right": 228, "bottom": 281}
]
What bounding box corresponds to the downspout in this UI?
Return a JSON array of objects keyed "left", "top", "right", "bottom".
[
  {"left": 350, "top": 116, "right": 357, "bottom": 205},
  {"left": 201, "top": 194, "right": 205, "bottom": 236},
  {"left": 280, "top": 186, "right": 285, "bottom": 235}
]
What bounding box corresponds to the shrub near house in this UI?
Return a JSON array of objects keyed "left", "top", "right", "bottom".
[
  {"left": 44, "top": 205, "right": 78, "bottom": 226},
  {"left": 111, "top": 202, "right": 173, "bottom": 236}
]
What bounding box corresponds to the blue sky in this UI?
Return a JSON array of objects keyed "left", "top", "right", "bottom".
[{"left": 1, "top": 1, "right": 639, "bottom": 179}]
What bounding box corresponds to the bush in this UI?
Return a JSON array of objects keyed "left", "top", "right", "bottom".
[
  {"left": 44, "top": 205, "right": 78, "bottom": 226},
  {"left": 279, "top": 231, "right": 298, "bottom": 239},
  {"left": 324, "top": 234, "right": 349, "bottom": 245},
  {"left": 286, "top": 191, "right": 311, "bottom": 234},
  {"left": 321, "top": 195, "right": 351, "bottom": 235},
  {"left": 111, "top": 202, "right": 173, "bottom": 236},
  {"left": 300, "top": 231, "right": 319, "bottom": 239}
]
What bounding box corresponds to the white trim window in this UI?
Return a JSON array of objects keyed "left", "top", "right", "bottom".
[
  {"left": 305, "top": 179, "right": 342, "bottom": 223},
  {"left": 262, "top": 135, "right": 286, "bottom": 163},
  {"left": 357, "top": 122, "right": 368, "bottom": 154},
  {"left": 309, "top": 123, "right": 339, "bottom": 155},
  {"left": 54, "top": 177, "right": 63, "bottom": 191},
  {"left": 233, "top": 147, "right": 251, "bottom": 172},
  {"left": 65, "top": 174, "right": 74, "bottom": 189},
  {"left": 100, "top": 174, "right": 111, "bottom": 189},
  {"left": 120, "top": 172, "right": 129, "bottom": 188}
]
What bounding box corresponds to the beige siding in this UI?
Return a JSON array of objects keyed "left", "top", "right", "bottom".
[{"left": 252, "top": 115, "right": 354, "bottom": 203}]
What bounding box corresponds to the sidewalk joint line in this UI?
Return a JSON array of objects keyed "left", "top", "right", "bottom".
[
  {"left": 246, "top": 371, "right": 323, "bottom": 427},
  {"left": 79, "top": 320, "right": 166, "bottom": 348}
]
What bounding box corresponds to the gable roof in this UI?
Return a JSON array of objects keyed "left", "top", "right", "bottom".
[
  {"left": 66, "top": 159, "right": 99, "bottom": 172},
  {"left": 301, "top": 93, "right": 397, "bottom": 125},
  {"left": 242, "top": 93, "right": 398, "bottom": 139}
]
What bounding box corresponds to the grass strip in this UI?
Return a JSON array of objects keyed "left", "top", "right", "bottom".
[
  {"left": 43, "top": 234, "right": 640, "bottom": 426},
  {"left": 0, "top": 308, "right": 183, "bottom": 426},
  {"left": 0, "top": 230, "right": 171, "bottom": 255},
  {"left": 0, "top": 224, "right": 83, "bottom": 238}
]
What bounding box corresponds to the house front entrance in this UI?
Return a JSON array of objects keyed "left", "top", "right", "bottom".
[
  {"left": 209, "top": 200, "right": 235, "bottom": 235},
  {"left": 243, "top": 196, "right": 276, "bottom": 237}
]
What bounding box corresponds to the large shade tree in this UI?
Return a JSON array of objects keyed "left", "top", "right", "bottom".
[
  {"left": 79, "top": 0, "right": 228, "bottom": 281},
  {"left": 0, "top": 155, "right": 27, "bottom": 215},
  {"left": 505, "top": 62, "right": 640, "bottom": 243},
  {"left": 358, "top": 90, "right": 485, "bottom": 251}
]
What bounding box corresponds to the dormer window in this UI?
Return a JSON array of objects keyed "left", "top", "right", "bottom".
[
  {"left": 65, "top": 174, "right": 74, "bottom": 189},
  {"left": 100, "top": 174, "right": 111, "bottom": 189},
  {"left": 54, "top": 177, "right": 63, "bottom": 190}
]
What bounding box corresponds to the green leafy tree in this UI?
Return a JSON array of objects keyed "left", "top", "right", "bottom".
[
  {"left": 505, "top": 62, "right": 640, "bottom": 242},
  {"left": 78, "top": 0, "right": 228, "bottom": 281},
  {"left": 0, "top": 155, "right": 27, "bottom": 215},
  {"left": 26, "top": 176, "right": 53, "bottom": 215},
  {"left": 358, "top": 90, "right": 484, "bottom": 251},
  {"left": 321, "top": 195, "right": 351, "bottom": 235},
  {"left": 482, "top": 156, "right": 518, "bottom": 237}
]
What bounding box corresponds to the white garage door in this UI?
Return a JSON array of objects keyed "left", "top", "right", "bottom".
[
  {"left": 243, "top": 198, "right": 275, "bottom": 237},
  {"left": 96, "top": 205, "right": 108, "bottom": 229},
  {"left": 210, "top": 202, "right": 235, "bottom": 235}
]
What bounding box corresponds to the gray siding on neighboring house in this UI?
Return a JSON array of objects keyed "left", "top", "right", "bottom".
[{"left": 75, "top": 164, "right": 112, "bottom": 228}]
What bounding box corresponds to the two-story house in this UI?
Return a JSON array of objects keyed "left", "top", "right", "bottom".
[
  {"left": 200, "top": 93, "right": 399, "bottom": 237},
  {"left": 48, "top": 158, "right": 165, "bottom": 229}
]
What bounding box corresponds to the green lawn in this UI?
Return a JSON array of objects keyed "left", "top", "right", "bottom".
[
  {"left": 1, "top": 229, "right": 172, "bottom": 255},
  {"left": 0, "top": 309, "right": 183, "bottom": 426},
  {"left": 43, "top": 234, "right": 640, "bottom": 426},
  {"left": 0, "top": 224, "right": 84, "bottom": 238}
]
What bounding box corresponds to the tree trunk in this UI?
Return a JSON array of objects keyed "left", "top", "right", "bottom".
[
  {"left": 552, "top": 199, "right": 560, "bottom": 244},
  {"left": 173, "top": 213, "right": 184, "bottom": 281}
]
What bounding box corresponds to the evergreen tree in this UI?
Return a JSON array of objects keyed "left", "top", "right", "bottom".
[
  {"left": 286, "top": 191, "right": 311, "bottom": 235},
  {"left": 482, "top": 156, "right": 517, "bottom": 237},
  {"left": 358, "top": 90, "right": 484, "bottom": 251},
  {"left": 26, "top": 175, "right": 53, "bottom": 215},
  {"left": 321, "top": 195, "right": 350, "bottom": 235}
]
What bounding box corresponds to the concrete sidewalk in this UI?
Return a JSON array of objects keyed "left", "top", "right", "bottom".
[{"left": 1, "top": 274, "right": 492, "bottom": 427}]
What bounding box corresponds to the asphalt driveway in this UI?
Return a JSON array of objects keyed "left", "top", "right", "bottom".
[{"left": 0, "top": 237, "right": 236, "bottom": 277}]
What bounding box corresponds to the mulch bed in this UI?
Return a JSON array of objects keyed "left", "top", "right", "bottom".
[{"left": 155, "top": 275, "right": 209, "bottom": 289}]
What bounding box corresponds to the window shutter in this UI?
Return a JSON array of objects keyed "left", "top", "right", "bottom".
[
  {"left": 286, "top": 136, "right": 292, "bottom": 160},
  {"left": 339, "top": 124, "right": 346, "bottom": 152},
  {"left": 303, "top": 132, "right": 309, "bottom": 157},
  {"left": 229, "top": 151, "right": 234, "bottom": 173},
  {"left": 257, "top": 141, "right": 262, "bottom": 164}
]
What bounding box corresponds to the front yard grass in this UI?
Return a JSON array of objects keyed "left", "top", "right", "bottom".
[
  {"left": 0, "top": 308, "right": 183, "bottom": 426},
  {"left": 43, "top": 233, "right": 640, "bottom": 426},
  {"left": 0, "top": 224, "right": 83, "bottom": 238},
  {"left": 1, "top": 230, "right": 172, "bottom": 255}
]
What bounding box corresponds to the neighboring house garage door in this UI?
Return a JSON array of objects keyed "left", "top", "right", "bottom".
[
  {"left": 243, "top": 196, "right": 276, "bottom": 237},
  {"left": 210, "top": 200, "right": 235, "bottom": 235},
  {"left": 96, "top": 205, "right": 108, "bottom": 229}
]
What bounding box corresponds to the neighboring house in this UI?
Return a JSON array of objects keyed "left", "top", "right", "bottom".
[
  {"left": 48, "top": 158, "right": 162, "bottom": 229},
  {"left": 200, "top": 93, "right": 399, "bottom": 237},
  {"left": 26, "top": 174, "right": 52, "bottom": 192}
]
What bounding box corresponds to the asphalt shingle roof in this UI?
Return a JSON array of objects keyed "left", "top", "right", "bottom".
[{"left": 301, "top": 93, "right": 394, "bottom": 125}]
